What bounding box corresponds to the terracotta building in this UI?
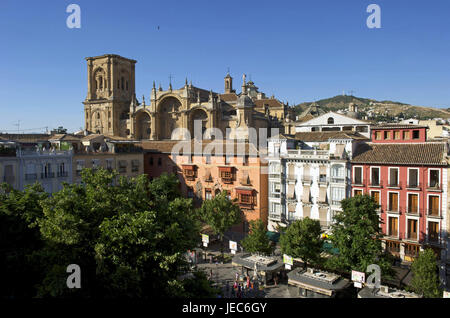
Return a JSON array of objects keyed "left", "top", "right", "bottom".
[
  {"left": 351, "top": 125, "right": 449, "bottom": 271},
  {"left": 141, "top": 139, "right": 268, "bottom": 234}
]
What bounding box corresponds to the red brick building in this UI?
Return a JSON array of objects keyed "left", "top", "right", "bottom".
[
  {"left": 140, "top": 139, "right": 268, "bottom": 235},
  {"left": 351, "top": 124, "right": 448, "bottom": 263}
]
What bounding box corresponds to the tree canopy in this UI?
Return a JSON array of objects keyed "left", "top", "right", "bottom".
[
  {"left": 241, "top": 219, "right": 273, "bottom": 256},
  {"left": 279, "top": 217, "right": 323, "bottom": 268},
  {"left": 0, "top": 170, "right": 217, "bottom": 298},
  {"left": 410, "top": 248, "right": 442, "bottom": 298},
  {"left": 328, "top": 195, "right": 393, "bottom": 276}
]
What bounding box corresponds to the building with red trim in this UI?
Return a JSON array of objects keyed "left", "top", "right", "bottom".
[{"left": 351, "top": 124, "right": 449, "bottom": 269}]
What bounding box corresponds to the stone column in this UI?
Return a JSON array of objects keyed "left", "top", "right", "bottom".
[
  {"left": 150, "top": 113, "right": 157, "bottom": 140},
  {"left": 400, "top": 243, "right": 405, "bottom": 261}
]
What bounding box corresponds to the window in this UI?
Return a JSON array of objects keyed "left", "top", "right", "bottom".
[
  {"left": 408, "top": 169, "right": 418, "bottom": 188},
  {"left": 205, "top": 189, "right": 212, "bottom": 200},
  {"left": 131, "top": 160, "right": 140, "bottom": 172},
  {"left": 389, "top": 168, "right": 399, "bottom": 187},
  {"left": 371, "top": 167, "right": 380, "bottom": 186},
  {"left": 219, "top": 168, "right": 234, "bottom": 184},
  {"left": 331, "top": 187, "right": 345, "bottom": 205},
  {"left": 353, "top": 167, "right": 363, "bottom": 185},
  {"left": 205, "top": 154, "right": 211, "bottom": 164},
  {"left": 384, "top": 131, "right": 390, "bottom": 140},
  {"left": 389, "top": 217, "right": 398, "bottom": 237},
  {"left": 118, "top": 160, "right": 127, "bottom": 173},
  {"left": 375, "top": 131, "right": 382, "bottom": 140},
  {"left": 106, "top": 159, "right": 113, "bottom": 171},
  {"left": 327, "top": 117, "right": 334, "bottom": 124},
  {"left": 408, "top": 194, "right": 419, "bottom": 214},
  {"left": 412, "top": 130, "right": 420, "bottom": 139},
  {"left": 428, "top": 170, "right": 440, "bottom": 188},
  {"left": 354, "top": 189, "right": 363, "bottom": 196},
  {"left": 371, "top": 191, "right": 380, "bottom": 206},
  {"left": 428, "top": 195, "right": 439, "bottom": 216},
  {"left": 407, "top": 219, "right": 418, "bottom": 240},
  {"left": 428, "top": 222, "right": 439, "bottom": 242},
  {"left": 403, "top": 131, "right": 410, "bottom": 140},
  {"left": 76, "top": 160, "right": 84, "bottom": 176},
  {"left": 388, "top": 192, "right": 399, "bottom": 212},
  {"left": 187, "top": 187, "right": 194, "bottom": 198},
  {"left": 182, "top": 165, "right": 196, "bottom": 180},
  {"left": 394, "top": 131, "right": 400, "bottom": 140}
]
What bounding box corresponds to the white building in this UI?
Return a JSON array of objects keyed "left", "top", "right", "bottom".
[
  {"left": 0, "top": 136, "right": 73, "bottom": 193},
  {"left": 267, "top": 131, "right": 368, "bottom": 232},
  {"left": 295, "top": 112, "right": 371, "bottom": 139}
]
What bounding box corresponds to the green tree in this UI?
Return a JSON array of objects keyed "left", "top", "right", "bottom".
[
  {"left": 410, "top": 248, "right": 442, "bottom": 298},
  {"left": 1, "top": 169, "right": 214, "bottom": 298},
  {"left": 329, "top": 195, "right": 393, "bottom": 276},
  {"left": 280, "top": 217, "right": 323, "bottom": 269},
  {"left": 197, "top": 191, "right": 242, "bottom": 257},
  {"left": 241, "top": 219, "right": 274, "bottom": 256},
  {"left": 0, "top": 182, "right": 48, "bottom": 298}
]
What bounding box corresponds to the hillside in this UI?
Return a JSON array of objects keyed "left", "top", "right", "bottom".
[{"left": 293, "top": 95, "right": 450, "bottom": 121}]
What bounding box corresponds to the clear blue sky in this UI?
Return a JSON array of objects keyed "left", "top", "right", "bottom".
[{"left": 1, "top": 0, "right": 449, "bottom": 133}]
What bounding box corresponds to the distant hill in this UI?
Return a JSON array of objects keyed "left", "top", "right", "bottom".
[{"left": 293, "top": 95, "right": 450, "bottom": 120}]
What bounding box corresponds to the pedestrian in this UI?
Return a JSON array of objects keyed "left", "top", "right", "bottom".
[
  {"left": 235, "top": 272, "right": 239, "bottom": 282},
  {"left": 246, "top": 276, "right": 250, "bottom": 289}
]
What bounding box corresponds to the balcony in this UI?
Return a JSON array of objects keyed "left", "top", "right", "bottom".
[
  {"left": 426, "top": 183, "right": 442, "bottom": 192},
  {"left": 25, "top": 173, "right": 37, "bottom": 181},
  {"left": 352, "top": 179, "right": 364, "bottom": 187},
  {"left": 331, "top": 200, "right": 342, "bottom": 206},
  {"left": 387, "top": 181, "right": 402, "bottom": 189},
  {"left": 369, "top": 180, "right": 383, "bottom": 188},
  {"left": 406, "top": 208, "right": 420, "bottom": 216},
  {"left": 427, "top": 210, "right": 441, "bottom": 219},
  {"left": 302, "top": 176, "right": 312, "bottom": 185},
  {"left": 269, "top": 192, "right": 281, "bottom": 199},
  {"left": 386, "top": 207, "right": 401, "bottom": 215},
  {"left": 330, "top": 177, "right": 346, "bottom": 184},
  {"left": 318, "top": 176, "right": 329, "bottom": 185},
  {"left": 269, "top": 172, "right": 283, "bottom": 179},
  {"left": 406, "top": 182, "right": 422, "bottom": 190},
  {"left": 269, "top": 213, "right": 282, "bottom": 221},
  {"left": 41, "top": 172, "right": 55, "bottom": 179}
]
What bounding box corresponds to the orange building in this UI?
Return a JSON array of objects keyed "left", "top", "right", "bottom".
[{"left": 141, "top": 139, "right": 268, "bottom": 234}]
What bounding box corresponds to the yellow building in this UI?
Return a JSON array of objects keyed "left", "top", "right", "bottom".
[{"left": 83, "top": 54, "right": 294, "bottom": 141}]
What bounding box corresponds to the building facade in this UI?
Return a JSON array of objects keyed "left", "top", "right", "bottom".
[
  {"left": 267, "top": 131, "right": 368, "bottom": 232},
  {"left": 83, "top": 54, "right": 294, "bottom": 141},
  {"left": 351, "top": 125, "right": 449, "bottom": 273},
  {"left": 141, "top": 139, "right": 268, "bottom": 235}
]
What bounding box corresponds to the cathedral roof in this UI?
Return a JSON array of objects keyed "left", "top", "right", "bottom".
[
  {"left": 219, "top": 93, "right": 238, "bottom": 102},
  {"left": 254, "top": 99, "right": 283, "bottom": 109}
]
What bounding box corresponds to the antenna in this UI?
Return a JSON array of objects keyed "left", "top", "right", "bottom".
[{"left": 13, "top": 120, "right": 20, "bottom": 134}]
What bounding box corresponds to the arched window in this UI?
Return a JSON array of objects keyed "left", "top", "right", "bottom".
[
  {"left": 327, "top": 117, "right": 334, "bottom": 124},
  {"left": 99, "top": 76, "right": 103, "bottom": 90},
  {"left": 97, "top": 113, "right": 100, "bottom": 119}
]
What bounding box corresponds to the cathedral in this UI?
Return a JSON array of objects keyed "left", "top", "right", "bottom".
[{"left": 83, "top": 54, "right": 295, "bottom": 140}]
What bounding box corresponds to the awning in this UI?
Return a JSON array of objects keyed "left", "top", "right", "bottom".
[
  {"left": 288, "top": 203, "right": 297, "bottom": 213},
  {"left": 318, "top": 187, "right": 327, "bottom": 203},
  {"left": 335, "top": 144, "right": 345, "bottom": 158},
  {"left": 303, "top": 165, "right": 310, "bottom": 179},
  {"left": 319, "top": 208, "right": 328, "bottom": 222},
  {"left": 266, "top": 231, "right": 280, "bottom": 243},
  {"left": 301, "top": 186, "right": 310, "bottom": 203},
  {"left": 303, "top": 206, "right": 311, "bottom": 218},
  {"left": 182, "top": 164, "right": 196, "bottom": 170},
  {"left": 287, "top": 183, "right": 295, "bottom": 199}
]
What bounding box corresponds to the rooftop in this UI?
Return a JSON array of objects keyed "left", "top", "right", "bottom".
[
  {"left": 352, "top": 142, "right": 447, "bottom": 165},
  {"left": 295, "top": 131, "right": 368, "bottom": 142}
]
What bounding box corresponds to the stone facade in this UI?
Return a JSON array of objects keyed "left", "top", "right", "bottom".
[{"left": 83, "top": 54, "right": 294, "bottom": 141}]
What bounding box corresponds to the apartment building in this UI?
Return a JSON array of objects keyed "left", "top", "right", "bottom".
[
  {"left": 267, "top": 131, "right": 368, "bottom": 232},
  {"left": 351, "top": 125, "right": 449, "bottom": 269},
  {"left": 141, "top": 139, "right": 268, "bottom": 235}
]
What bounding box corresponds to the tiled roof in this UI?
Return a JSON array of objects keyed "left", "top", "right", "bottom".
[
  {"left": 254, "top": 99, "right": 283, "bottom": 108},
  {"left": 140, "top": 139, "right": 261, "bottom": 156},
  {"left": 372, "top": 124, "right": 428, "bottom": 130},
  {"left": 219, "top": 93, "right": 238, "bottom": 102},
  {"left": 352, "top": 142, "right": 447, "bottom": 165},
  {"left": 295, "top": 131, "right": 368, "bottom": 142},
  {"left": 49, "top": 134, "right": 82, "bottom": 142},
  {"left": 0, "top": 134, "right": 51, "bottom": 143}
]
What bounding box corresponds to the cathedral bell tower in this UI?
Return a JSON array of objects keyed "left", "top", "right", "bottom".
[
  {"left": 83, "top": 54, "right": 137, "bottom": 137},
  {"left": 224, "top": 72, "right": 234, "bottom": 93}
]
